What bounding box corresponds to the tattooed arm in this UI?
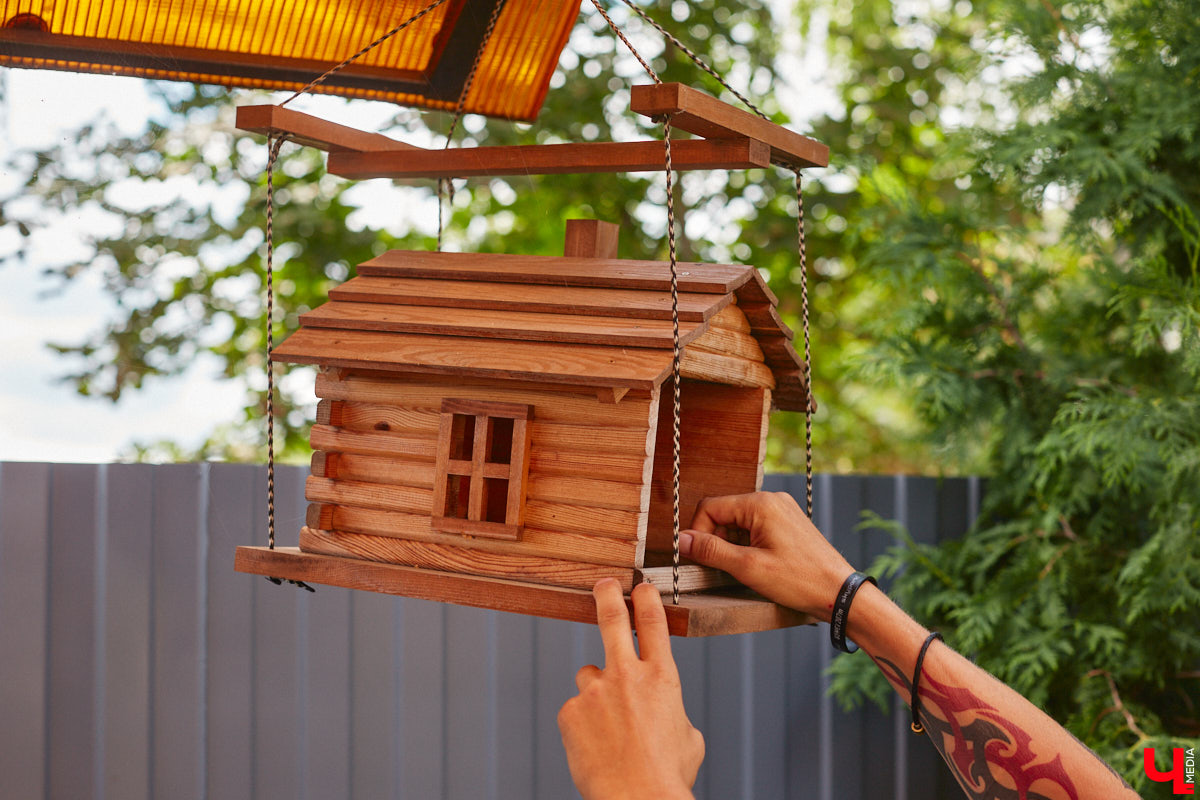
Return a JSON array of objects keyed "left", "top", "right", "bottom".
[{"left": 681, "top": 492, "right": 1140, "bottom": 800}]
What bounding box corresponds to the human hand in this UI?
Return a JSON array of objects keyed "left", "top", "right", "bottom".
[
  {"left": 680, "top": 492, "right": 855, "bottom": 622},
  {"left": 557, "top": 579, "right": 704, "bottom": 800}
]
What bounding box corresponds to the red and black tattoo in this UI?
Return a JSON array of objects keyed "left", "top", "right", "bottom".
[{"left": 877, "top": 656, "right": 1083, "bottom": 800}]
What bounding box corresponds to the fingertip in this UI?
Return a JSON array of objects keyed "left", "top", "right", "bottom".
[
  {"left": 679, "top": 531, "right": 694, "bottom": 557},
  {"left": 631, "top": 581, "right": 663, "bottom": 603},
  {"left": 593, "top": 576, "right": 621, "bottom": 594}
]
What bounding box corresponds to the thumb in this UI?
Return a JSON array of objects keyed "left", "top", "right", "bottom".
[{"left": 680, "top": 530, "right": 753, "bottom": 577}]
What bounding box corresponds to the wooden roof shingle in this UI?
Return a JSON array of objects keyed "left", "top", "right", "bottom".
[{"left": 273, "top": 249, "right": 809, "bottom": 411}]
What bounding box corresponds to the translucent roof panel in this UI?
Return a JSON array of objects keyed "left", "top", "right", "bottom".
[{"left": 0, "top": 0, "right": 580, "bottom": 120}]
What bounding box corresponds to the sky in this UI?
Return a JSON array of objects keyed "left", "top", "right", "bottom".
[
  {"left": 0, "top": 2, "right": 834, "bottom": 464},
  {"left": 0, "top": 70, "right": 247, "bottom": 463}
]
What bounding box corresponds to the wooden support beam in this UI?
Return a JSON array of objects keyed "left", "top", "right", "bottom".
[
  {"left": 234, "top": 546, "right": 814, "bottom": 636},
  {"left": 326, "top": 137, "right": 772, "bottom": 179},
  {"left": 630, "top": 83, "right": 830, "bottom": 170},
  {"left": 235, "top": 104, "right": 421, "bottom": 153}
]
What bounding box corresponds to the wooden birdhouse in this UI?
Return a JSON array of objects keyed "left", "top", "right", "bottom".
[
  {"left": 238, "top": 219, "right": 812, "bottom": 634},
  {"left": 231, "top": 79, "right": 829, "bottom": 635}
]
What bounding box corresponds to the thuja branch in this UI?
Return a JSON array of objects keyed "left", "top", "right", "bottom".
[{"left": 1085, "top": 670, "right": 1148, "bottom": 740}]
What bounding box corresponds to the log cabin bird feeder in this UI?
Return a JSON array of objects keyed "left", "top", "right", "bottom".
[
  {"left": 232, "top": 77, "right": 830, "bottom": 635},
  {"left": 0, "top": 0, "right": 831, "bottom": 635}
]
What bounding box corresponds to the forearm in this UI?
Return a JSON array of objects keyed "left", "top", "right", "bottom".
[{"left": 847, "top": 584, "right": 1139, "bottom": 800}]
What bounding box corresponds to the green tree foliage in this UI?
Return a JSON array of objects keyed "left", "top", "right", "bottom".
[
  {"left": 0, "top": 0, "right": 927, "bottom": 470},
  {"left": 820, "top": 0, "right": 1200, "bottom": 791}
]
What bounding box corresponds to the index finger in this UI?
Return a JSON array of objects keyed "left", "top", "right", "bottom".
[
  {"left": 630, "top": 583, "right": 673, "bottom": 666},
  {"left": 690, "top": 493, "right": 758, "bottom": 533},
  {"left": 592, "top": 578, "right": 636, "bottom": 667}
]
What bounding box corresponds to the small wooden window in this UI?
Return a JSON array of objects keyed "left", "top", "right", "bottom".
[{"left": 431, "top": 399, "right": 533, "bottom": 540}]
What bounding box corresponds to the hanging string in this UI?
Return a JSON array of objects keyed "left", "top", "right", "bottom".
[
  {"left": 278, "top": 0, "right": 452, "bottom": 108},
  {"left": 610, "top": 0, "right": 768, "bottom": 120},
  {"left": 438, "top": 0, "right": 509, "bottom": 250},
  {"left": 588, "top": 0, "right": 660, "bottom": 82},
  {"left": 793, "top": 171, "right": 814, "bottom": 518},
  {"left": 265, "top": 134, "right": 286, "bottom": 552},
  {"left": 263, "top": 134, "right": 314, "bottom": 591},
  {"left": 662, "top": 116, "right": 682, "bottom": 605}
]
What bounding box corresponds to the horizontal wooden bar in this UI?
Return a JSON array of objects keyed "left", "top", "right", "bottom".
[
  {"left": 297, "top": 527, "right": 630, "bottom": 592},
  {"left": 274, "top": 329, "right": 673, "bottom": 390},
  {"left": 300, "top": 300, "right": 707, "bottom": 348},
  {"left": 631, "top": 83, "right": 830, "bottom": 170},
  {"left": 326, "top": 137, "right": 772, "bottom": 179},
  {"left": 326, "top": 400, "right": 653, "bottom": 456},
  {"left": 314, "top": 504, "right": 640, "bottom": 567},
  {"left": 636, "top": 565, "right": 737, "bottom": 594},
  {"left": 313, "top": 373, "right": 655, "bottom": 428},
  {"left": 440, "top": 398, "right": 532, "bottom": 419},
  {"left": 235, "top": 104, "right": 421, "bottom": 153},
  {"left": 431, "top": 516, "right": 521, "bottom": 541},
  {"left": 357, "top": 250, "right": 754, "bottom": 294},
  {"left": 328, "top": 275, "right": 728, "bottom": 322},
  {"left": 234, "top": 546, "right": 814, "bottom": 636}
]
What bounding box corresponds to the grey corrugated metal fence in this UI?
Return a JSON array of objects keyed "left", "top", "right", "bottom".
[{"left": 0, "top": 462, "right": 979, "bottom": 800}]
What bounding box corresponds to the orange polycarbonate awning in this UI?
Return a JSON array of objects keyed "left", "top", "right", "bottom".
[{"left": 0, "top": 0, "right": 580, "bottom": 120}]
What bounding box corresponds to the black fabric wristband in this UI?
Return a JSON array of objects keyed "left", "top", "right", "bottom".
[
  {"left": 829, "top": 571, "right": 877, "bottom": 653},
  {"left": 910, "top": 631, "right": 943, "bottom": 734}
]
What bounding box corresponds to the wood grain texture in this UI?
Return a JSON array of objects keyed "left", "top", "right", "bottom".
[
  {"left": 235, "top": 105, "right": 419, "bottom": 153},
  {"left": 595, "top": 386, "right": 629, "bottom": 404},
  {"left": 328, "top": 275, "right": 727, "bottom": 322},
  {"left": 637, "top": 564, "right": 737, "bottom": 594},
  {"left": 275, "top": 328, "right": 673, "bottom": 389},
  {"left": 685, "top": 315, "right": 766, "bottom": 361},
  {"left": 358, "top": 250, "right": 752, "bottom": 294},
  {"left": 298, "top": 527, "right": 632, "bottom": 591},
  {"left": 306, "top": 476, "right": 433, "bottom": 515},
  {"left": 326, "top": 137, "right": 772, "bottom": 179},
  {"left": 300, "top": 300, "right": 707, "bottom": 348},
  {"left": 647, "top": 383, "right": 769, "bottom": 554},
  {"left": 563, "top": 219, "right": 619, "bottom": 259},
  {"left": 314, "top": 373, "right": 654, "bottom": 427},
  {"left": 312, "top": 437, "right": 650, "bottom": 486},
  {"left": 322, "top": 401, "right": 653, "bottom": 457},
  {"left": 309, "top": 425, "right": 437, "bottom": 460},
  {"left": 307, "top": 476, "right": 644, "bottom": 541},
  {"left": 708, "top": 303, "right": 753, "bottom": 333},
  {"left": 630, "top": 83, "right": 830, "bottom": 170},
  {"left": 429, "top": 516, "right": 521, "bottom": 541},
  {"left": 679, "top": 347, "right": 776, "bottom": 389},
  {"left": 528, "top": 449, "right": 650, "bottom": 484},
  {"left": 525, "top": 473, "right": 648, "bottom": 512},
  {"left": 313, "top": 452, "right": 648, "bottom": 512},
  {"left": 234, "top": 546, "right": 814, "bottom": 636},
  {"left": 309, "top": 504, "right": 640, "bottom": 567}
]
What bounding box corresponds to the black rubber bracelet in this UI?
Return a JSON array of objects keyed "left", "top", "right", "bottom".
[
  {"left": 829, "top": 571, "right": 877, "bottom": 653},
  {"left": 910, "top": 631, "right": 943, "bottom": 734}
]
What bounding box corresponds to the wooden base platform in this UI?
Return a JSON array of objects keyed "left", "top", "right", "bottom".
[{"left": 235, "top": 546, "right": 813, "bottom": 637}]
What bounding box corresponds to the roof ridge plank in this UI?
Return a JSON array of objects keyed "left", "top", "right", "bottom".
[
  {"left": 356, "top": 250, "right": 754, "bottom": 294},
  {"left": 328, "top": 276, "right": 732, "bottom": 322},
  {"left": 300, "top": 300, "right": 709, "bottom": 348}
]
